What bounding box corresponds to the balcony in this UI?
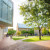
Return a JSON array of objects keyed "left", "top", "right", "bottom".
[{"left": 0, "top": 0, "right": 13, "bottom": 27}]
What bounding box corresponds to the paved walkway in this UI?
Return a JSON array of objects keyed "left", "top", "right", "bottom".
[
  {"left": 0, "top": 37, "right": 50, "bottom": 50},
  {"left": 0, "top": 37, "right": 17, "bottom": 50}
]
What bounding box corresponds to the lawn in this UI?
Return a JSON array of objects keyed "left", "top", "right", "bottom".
[
  {"left": 23, "top": 36, "right": 50, "bottom": 42},
  {"left": 12, "top": 36, "right": 34, "bottom": 40},
  {"left": 12, "top": 36, "right": 25, "bottom": 40}
]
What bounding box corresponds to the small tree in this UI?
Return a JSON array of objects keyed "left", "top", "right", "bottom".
[
  {"left": 17, "top": 31, "right": 21, "bottom": 36},
  {"left": 42, "top": 28, "right": 48, "bottom": 35},
  {"left": 8, "top": 29, "right": 16, "bottom": 35},
  {"left": 29, "top": 29, "right": 34, "bottom": 35},
  {"left": 21, "top": 30, "right": 27, "bottom": 34},
  {"left": 49, "top": 29, "right": 50, "bottom": 33},
  {"left": 48, "top": 29, "right": 50, "bottom": 35},
  {"left": 7, "top": 29, "right": 16, "bottom": 38},
  {"left": 21, "top": 30, "right": 29, "bottom": 37}
]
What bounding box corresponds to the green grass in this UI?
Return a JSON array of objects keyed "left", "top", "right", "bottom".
[
  {"left": 12, "top": 36, "right": 25, "bottom": 40},
  {"left": 23, "top": 36, "right": 50, "bottom": 42},
  {"left": 12, "top": 36, "right": 34, "bottom": 40}
]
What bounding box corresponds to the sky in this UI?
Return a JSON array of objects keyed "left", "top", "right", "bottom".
[{"left": 11, "top": 0, "right": 26, "bottom": 30}]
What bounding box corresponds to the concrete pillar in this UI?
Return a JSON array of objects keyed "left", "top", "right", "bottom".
[
  {"left": 0, "top": 27, "right": 4, "bottom": 41},
  {"left": 0, "top": 27, "right": 8, "bottom": 41}
]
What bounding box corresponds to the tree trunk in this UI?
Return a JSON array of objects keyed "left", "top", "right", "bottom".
[{"left": 38, "top": 27, "right": 41, "bottom": 40}]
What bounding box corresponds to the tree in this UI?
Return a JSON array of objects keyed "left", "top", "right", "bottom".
[
  {"left": 49, "top": 29, "right": 50, "bottom": 33},
  {"left": 8, "top": 29, "right": 16, "bottom": 35},
  {"left": 17, "top": 31, "right": 21, "bottom": 36},
  {"left": 21, "top": 30, "right": 28, "bottom": 34},
  {"left": 29, "top": 29, "right": 34, "bottom": 35},
  {"left": 48, "top": 29, "right": 50, "bottom": 35},
  {"left": 21, "top": 30, "right": 29, "bottom": 37},
  {"left": 44, "top": 0, "right": 50, "bottom": 4},
  {"left": 42, "top": 28, "right": 48, "bottom": 35},
  {"left": 20, "top": 0, "right": 50, "bottom": 40}
]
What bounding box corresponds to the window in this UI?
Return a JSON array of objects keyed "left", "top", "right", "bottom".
[
  {"left": 8, "top": 6, "right": 11, "bottom": 21},
  {"left": 0, "top": 0, "right": 1, "bottom": 18},
  {"left": 2, "top": 2, "right": 8, "bottom": 20}
]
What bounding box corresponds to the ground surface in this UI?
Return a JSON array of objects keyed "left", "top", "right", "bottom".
[
  {"left": 23, "top": 36, "right": 50, "bottom": 42},
  {"left": 0, "top": 37, "right": 50, "bottom": 50}
]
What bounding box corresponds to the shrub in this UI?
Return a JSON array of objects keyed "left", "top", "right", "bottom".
[
  {"left": 42, "top": 28, "right": 48, "bottom": 35},
  {"left": 49, "top": 29, "right": 50, "bottom": 33},
  {"left": 21, "top": 29, "right": 34, "bottom": 36},
  {"left": 21, "top": 30, "right": 28, "bottom": 34},
  {"left": 7, "top": 29, "right": 16, "bottom": 35},
  {"left": 17, "top": 31, "right": 21, "bottom": 36},
  {"left": 48, "top": 29, "right": 50, "bottom": 35},
  {"left": 29, "top": 29, "right": 34, "bottom": 35}
]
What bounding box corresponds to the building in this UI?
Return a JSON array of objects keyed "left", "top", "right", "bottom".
[
  {"left": 0, "top": 0, "right": 13, "bottom": 41},
  {"left": 17, "top": 23, "right": 39, "bottom": 35},
  {"left": 17, "top": 23, "right": 33, "bottom": 32}
]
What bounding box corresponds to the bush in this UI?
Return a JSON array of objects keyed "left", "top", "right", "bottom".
[
  {"left": 7, "top": 29, "right": 16, "bottom": 35},
  {"left": 21, "top": 30, "right": 28, "bottom": 34},
  {"left": 49, "top": 29, "right": 50, "bottom": 33},
  {"left": 21, "top": 29, "right": 34, "bottom": 36},
  {"left": 48, "top": 29, "right": 50, "bottom": 35},
  {"left": 29, "top": 29, "right": 34, "bottom": 35},
  {"left": 17, "top": 31, "right": 21, "bottom": 36},
  {"left": 42, "top": 28, "right": 48, "bottom": 35}
]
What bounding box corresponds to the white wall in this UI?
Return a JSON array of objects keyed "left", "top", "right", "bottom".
[
  {"left": 34, "top": 30, "right": 39, "bottom": 35},
  {"left": 0, "top": 27, "right": 4, "bottom": 41},
  {"left": 0, "top": 27, "right": 8, "bottom": 41}
]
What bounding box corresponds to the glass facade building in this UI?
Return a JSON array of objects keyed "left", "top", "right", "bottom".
[{"left": 0, "top": 0, "right": 13, "bottom": 27}]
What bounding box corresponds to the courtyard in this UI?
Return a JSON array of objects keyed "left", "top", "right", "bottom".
[
  {"left": 0, "top": 0, "right": 50, "bottom": 50},
  {"left": 0, "top": 36, "right": 50, "bottom": 50}
]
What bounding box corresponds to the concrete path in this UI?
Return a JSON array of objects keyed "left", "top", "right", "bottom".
[
  {"left": 0, "top": 37, "right": 50, "bottom": 50},
  {"left": 0, "top": 37, "right": 17, "bottom": 50}
]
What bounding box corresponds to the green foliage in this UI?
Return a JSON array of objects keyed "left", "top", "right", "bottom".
[
  {"left": 19, "top": 0, "right": 50, "bottom": 40},
  {"left": 17, "top": 31, "right": 21, "bottom": 36},
  {"left": 44, "top": 0, "right": 50, "bottom": 4},
  {"left": 21, "top": 30, "right": 28, "bottom": 34},
  {"left": 20, "top": 0, "right": 50, "bottom": 28},
  {"left": 49, "top": 29, "right": 50, "bottom": 33},
  {"left": 7, "top": 29, "right": 16, "bottom": 35},
  {"left": 21, "top": 29, "right": 34, "bottom": 35},
  {"left": 34, "top": 27, "right": 39, "bottom": 30},
  {"left": 42, "top": 28, "right": 48, "bottom": 35},
  {"left": 29, "top": 29, "right": 34, "bottom": 35}
]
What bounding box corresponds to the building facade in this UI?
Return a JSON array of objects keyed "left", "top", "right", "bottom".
[
  {"left": 0, "top": 0, "right": 13, "bottom": 41},
  {"left": 17, "top": 23, "right": 32, "bottom": 32},
  {"left": 17, "top": 23, "right": 39, "bottom": 36}
]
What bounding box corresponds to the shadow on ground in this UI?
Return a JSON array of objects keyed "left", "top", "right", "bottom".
[
  {"left": 0, "top": 42, "right": 50, "bottom": 50},
  {"left": 0, "top": 37, "right": 50, "bottom": 50}
]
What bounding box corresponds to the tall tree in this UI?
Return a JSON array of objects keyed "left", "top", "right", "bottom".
[
  {"left": 19, "top": 0, "right": 50, "bottom": 40},
  {"left": 44, "top": 0, "right": 50, "bottom": 4}
]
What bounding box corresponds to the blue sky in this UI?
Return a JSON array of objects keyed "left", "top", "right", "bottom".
[{"left": 12, "top": 0, "right": 26, "bottom": 30}]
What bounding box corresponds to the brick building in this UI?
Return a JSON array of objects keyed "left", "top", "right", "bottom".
[
  {"left": 17, "top": 23, "right": 32, "bottom": 31},
  {"left": 17, "top": 23, "right": 39, "bottom": 35}
]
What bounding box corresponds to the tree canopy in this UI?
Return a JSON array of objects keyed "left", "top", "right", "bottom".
[
  {"left": 42, "top": 28, "right": 48, "bottom": 35},
  {"left": 7, "top": 29, "right": 16, "bottom": 35},
  {"left": 20, "top": 0, "right": 50, "bottom": 28},
  {"left": 19, "top": 0, "right": 50, "bottom": 40}
]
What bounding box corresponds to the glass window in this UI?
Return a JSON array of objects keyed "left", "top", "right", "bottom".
[
  {"left": 8, "top": 7, "right": 12, "bottom": 22},
  {"left": 0, "top": 0, "right": 1, "bottom": 18},
  {"left": 2, "top": 2, "right": 8, "bottom": 20}
]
